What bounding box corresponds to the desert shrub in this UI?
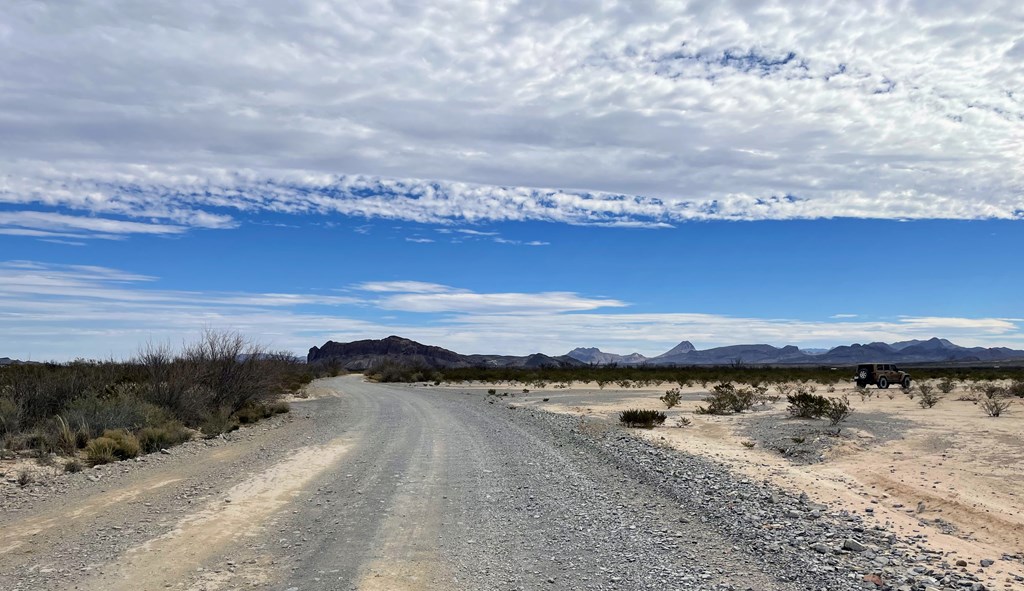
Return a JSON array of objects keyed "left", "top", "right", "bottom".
[
  {"left": 268, "top": 401, "right": 290, "bottom": 414},
  {"left": 51, "top": 415, "right": 78, "bottom": 455},
  {"left": 695, "top": 383, "right": 755, "bottom": 415},
  {"left": 101, "top": 429, "right": 140, "bottom": 459},
  {"left": 137, "top": 422, "right": 192, "bottom": 453},
  {"left": 63, "top": 395, "right": 153, "bottom": 439},
  {"left": 199, "top": 412, "right": 238, "bottom": 438},
  {"left": 86, "top": 437, "right": 117, "bottom": 465},
  {"left": 741, "top": 440, "right": 755, "bottom": 448},
  {"left": 234, "top": 403, "right": 269, "bottom": 425},
  {"left": 660, "top": 388, "right": 682, "bottom": 409},
  {"left": 674, "top": 417, "right": 692, "bottom": 427},
  {"left": 787, "top": 392, "right": 831, "bottom": 419},
  {"left": 17, "top": 471, "right": 33, "bottom": 487},
  {"left": 0, "top": 397, "right": 19, "bottom": 436},
  {"left": 937, "top": 377, "right": 956, "bottom": 394},
  {"left": 981, "top": 393, "right": 1012, "bottom": 417},
  {"left": 1008, "top": 380, "right": 1024, "bottom": 398},
  {"left": 487, "top": 389, "right": 496, "bottom": 395},
  {"left": 618, "top": 409, "right": 667, "bottom": 428},
  {"left": 35, "top": 449, "right": 55, "bottom": 466},
  {"left": 825, "top": 396, "right": 854, "bottom": 432},
  {"left": 917, "top": 384, "right": 942, "bottom": 408},
  {"left": 64, "top": 459, "right": 84, "bottom": 473}
]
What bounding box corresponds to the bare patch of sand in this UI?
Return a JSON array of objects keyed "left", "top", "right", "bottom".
[{"left": 84, "top": 437, "right": 352, "bottom": 591}]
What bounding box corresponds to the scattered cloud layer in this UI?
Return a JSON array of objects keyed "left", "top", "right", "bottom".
[
  {"left": 1, "top": 262, "right": 1020, "bottom": 360},
  {"left": 2, "top": 1, "right": 1022, "bottom": 236}
]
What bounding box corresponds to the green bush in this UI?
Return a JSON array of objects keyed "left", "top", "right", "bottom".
[
  {"left": 787, "top": 392, "right": 832, "bottom": 419},
  {"left": 63, "top": 395, "right": 153, "bottom": 439},
  {"left": 917, "top": 384, "right": 942, "bottom": 408},
  {"left": 825, "top": 396, "right": 854, "bottom": 431},
  {"left": 618, "top": 409, "right": 667, "bottom": 428},
  {"left": 137, "top": 422, "right": 192, "bottom": 453},
  {"left": 660, "top": 388, "right": 682, "bottom": 409},
  {"left": 695, "top": 383, "right": 755, "bottom": 415}
]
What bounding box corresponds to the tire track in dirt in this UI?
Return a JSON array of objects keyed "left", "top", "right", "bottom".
[{"left": 82, "top": 438, "right": 352, "bottom": 591}]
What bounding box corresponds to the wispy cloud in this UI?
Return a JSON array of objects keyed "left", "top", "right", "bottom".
[
  {"left": 405, "top": 237, "right": 434, "bottom": 243},
  {"left": 0, "top": 2, "right": 1021, "bottom": 237},
  {"left": 352, "top": 281, "right": 460, "bottom": 294},
  {"left": 1, "top": 263, "right": 1021, "bottom": 360}
]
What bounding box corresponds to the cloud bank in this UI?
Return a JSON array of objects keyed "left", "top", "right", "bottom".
[
  {"left": 1, "top": 262, "right": 1019, "bottom": 361},
  {"left": 2, "top": 1, "right": 1022, "bottom": 236}
]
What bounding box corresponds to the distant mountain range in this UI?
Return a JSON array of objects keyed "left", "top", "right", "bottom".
[
  {"left": 566, "top": 337, "right": 1024, "bottom": 366},
  {"left": 307, "top": 336, "right": 584, "bottom": 370},
  {"left": 307, "top": 336, "right": 1024, "bottom": 369}
]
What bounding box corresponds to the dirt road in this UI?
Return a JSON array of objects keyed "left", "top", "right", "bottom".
[{"left": 0, "top": 377, "right": 987, "bottom": 590}]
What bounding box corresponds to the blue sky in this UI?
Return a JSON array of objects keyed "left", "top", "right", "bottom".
[{"left": 1, "top": 1, "right": 1023, "bottom": 360}]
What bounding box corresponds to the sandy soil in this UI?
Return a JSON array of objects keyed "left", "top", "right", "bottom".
[{"left": 450, "top": 379, "right": 1024, "bottom": 588}]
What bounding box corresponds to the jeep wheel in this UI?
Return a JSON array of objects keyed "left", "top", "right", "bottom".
[
  {"left": 877, "top": 377, "right": 889, "bottom": 389},
  {"left": 902, "top": 376, "right": 911, "bottom": 389},
  {"left": 858, "top": 369, "right": 868, "bottom": 380}
]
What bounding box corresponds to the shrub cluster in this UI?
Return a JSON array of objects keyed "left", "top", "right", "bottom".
[
  {"left": 695, "top": 383, "right": 755, "bottom": 415},
  {"left": 380, "top": 364, "right": 1024, "bottom": 388},
  {"left": 660, "top": 387, "right": 682, "bottom": 409},
  {"left": 0, "top": 330, "right": 308, "bottom": 462},
  {"left": 618, "top": 409, "right": 667, "bottom": 428},
  {"left": 787, "top": 392, "right": 833, "bottom": 419}
]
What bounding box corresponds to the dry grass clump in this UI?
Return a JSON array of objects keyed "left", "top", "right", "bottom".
[{"left": 137, "top": 422, "right": 192, "bottom": 453}]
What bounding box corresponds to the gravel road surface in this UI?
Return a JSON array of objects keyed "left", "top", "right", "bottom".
[{"left": 0, "top": 376, "right": 995, "bottom": 590}]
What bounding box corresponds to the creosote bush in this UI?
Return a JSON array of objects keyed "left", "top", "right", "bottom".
[
  {"left": 695, "top": 383, "right": 755, "bottom": 415},
  {"left": 786, "top": 392, "right": 832, "bottom": 419},
  {"left": 980, "top": 389, "right": 1012, "bottom": 417},
  {"left": 660, "top": 387, "right": 682, "bottom": 409},
  {"left": 618, "top": 409, "right": 667, "bottom": 428},
  {"left": 825, "top": 396, "right": 854, "bottom": 433},
  {"left": 917, "top": 384, "right": 942, "bottom": 409}
]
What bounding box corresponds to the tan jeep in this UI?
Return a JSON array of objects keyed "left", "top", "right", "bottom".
[{"left": 855, "top": 363, "right": 911, "bottom": 389}]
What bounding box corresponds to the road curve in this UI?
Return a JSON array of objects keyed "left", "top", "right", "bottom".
[{"left": 2, "top": 376, "right": 807, "bottom": 590}]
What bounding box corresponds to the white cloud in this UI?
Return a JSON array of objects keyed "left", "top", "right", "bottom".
[
  {"left": 2, "top": 262, "right": 1021, "bottom": 360},
  {"left": 374, "top": 291, "right": 627, "bottom": 315},
  {"left": 405, "top": 237, "right": 434, "bottom": 243},
  {"left": 0, "top": 1, "right": 1022, "bottom": 234},
  {"left": 352, "top": 281, "right": 459, "bottom": 294}
]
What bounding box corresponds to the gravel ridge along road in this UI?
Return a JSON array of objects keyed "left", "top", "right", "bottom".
[{"left": 0, "top": 376, "right": 996, "bottom": 590}]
